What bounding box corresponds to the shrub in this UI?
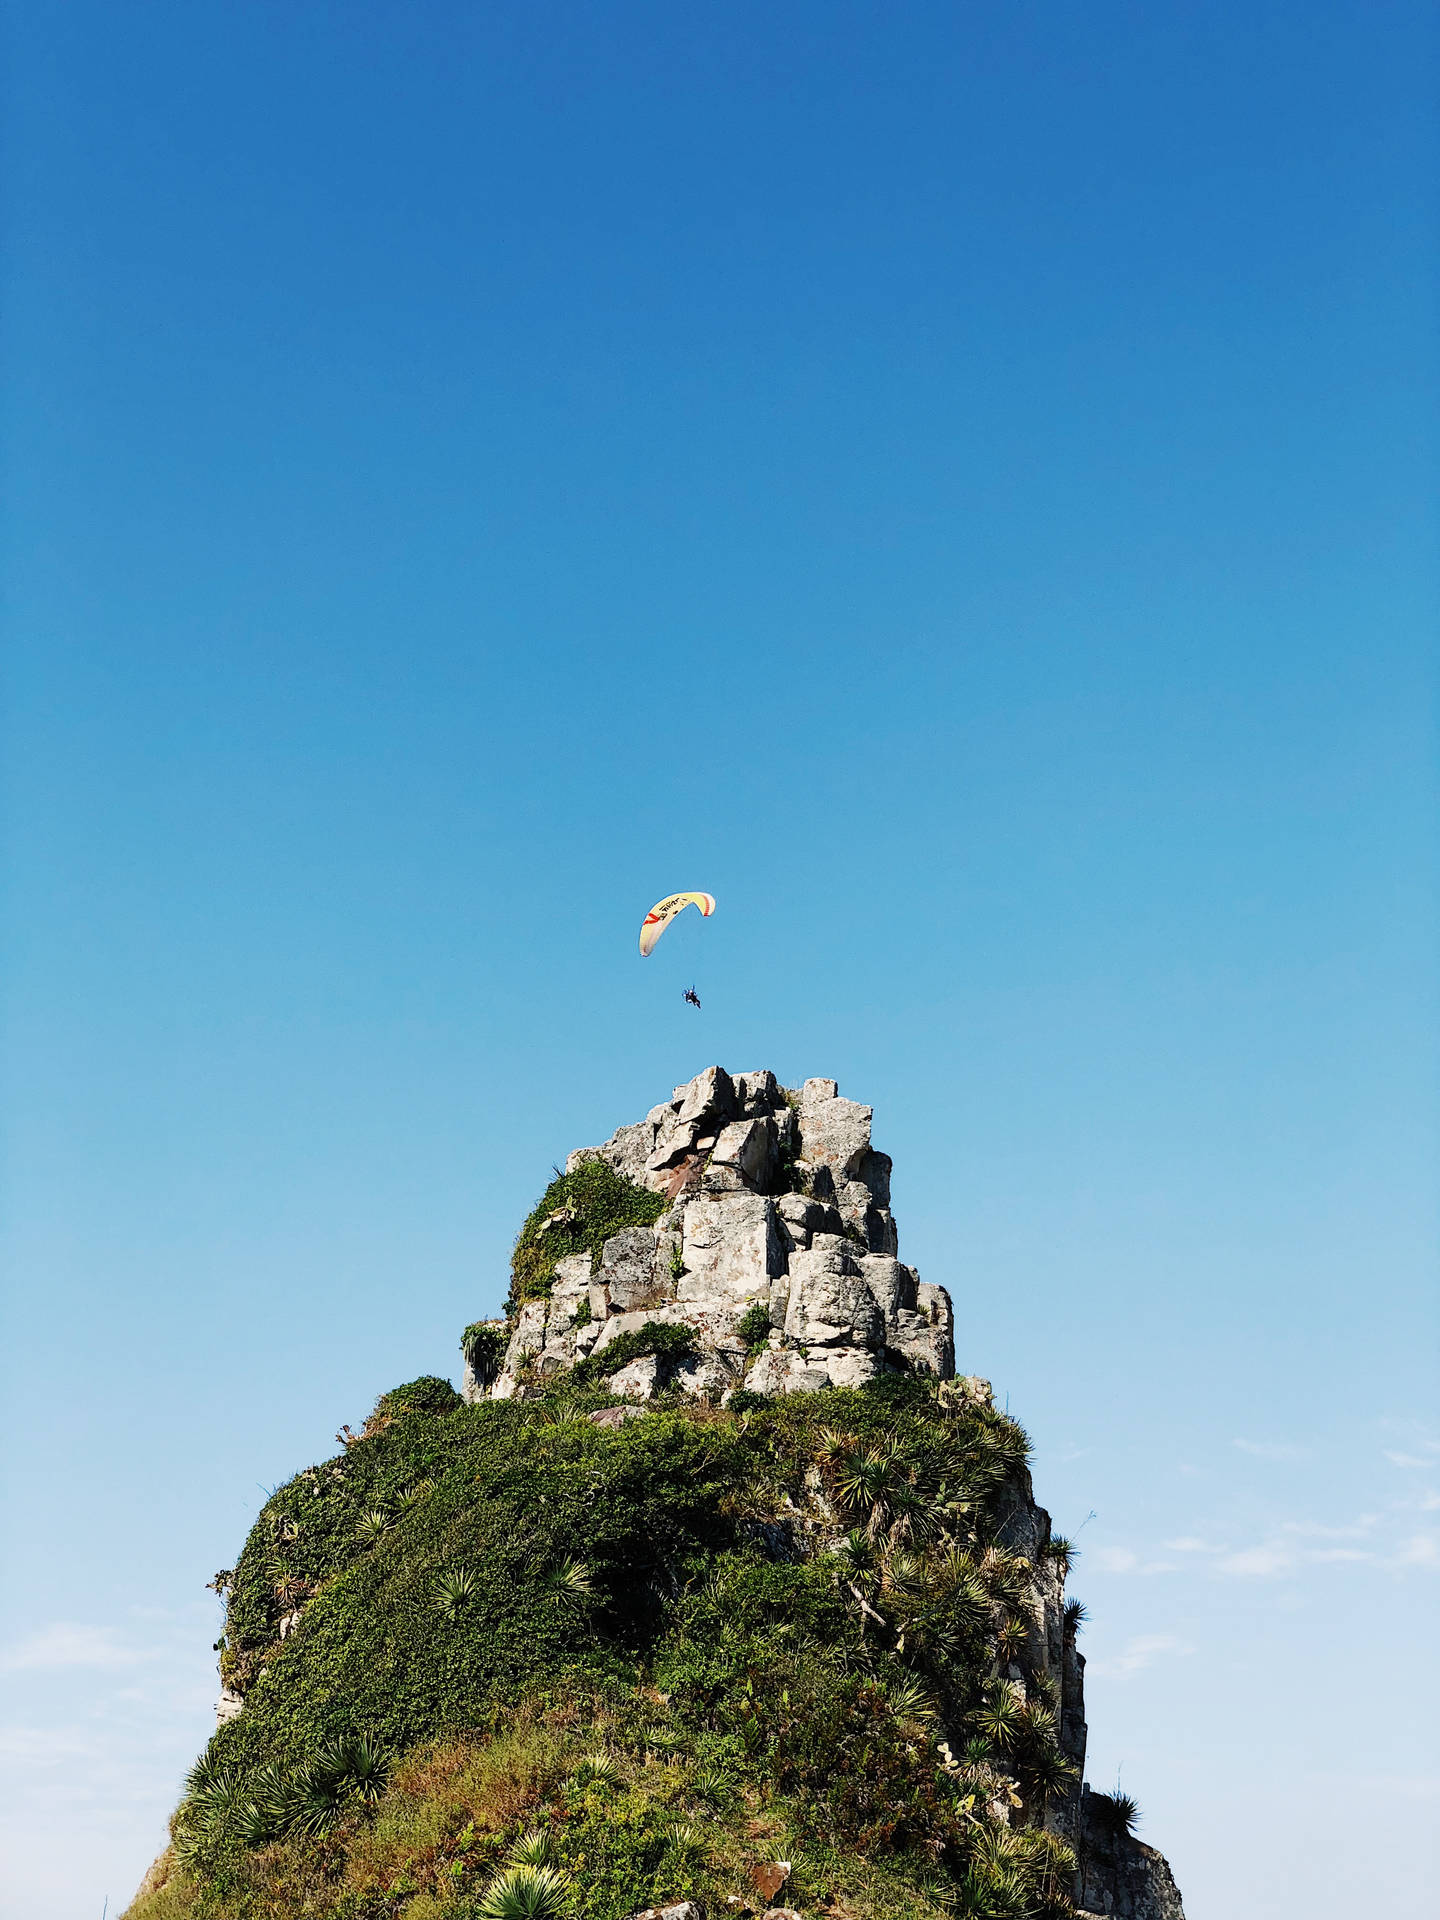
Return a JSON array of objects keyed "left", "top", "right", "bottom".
[
  {"left": 726, "top": 1388, "right": 770, "bottom": 1414},
  {"left": 737, "top": 1301, "right": 772, "bottom": 1352},
  {"left": 463, "top": 1322, "right": 509, "bottom": 1388},
  {"left": 376, "top": 1376, "right": 462, "bottom": 1418},
  {"left": 509, "top": 1159, "right": 666, "bottom": 1310},
  {"left": 573, "top": 1321, "right": 699, "bottom": 1384}
]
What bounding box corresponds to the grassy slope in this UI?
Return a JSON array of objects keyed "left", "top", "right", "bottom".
[{"left": 126, "top": 1374, "right": 1079, "bottom": 1920}]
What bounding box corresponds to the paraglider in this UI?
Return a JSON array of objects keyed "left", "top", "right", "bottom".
[
  {"left": 683, "top": 986, "right": 702, "bottom": 1009},
  {"left": 638, "top": 890, "right": 716, "bottom": 957}
]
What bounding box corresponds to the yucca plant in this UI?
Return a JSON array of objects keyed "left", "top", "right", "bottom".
[
  {"left": 1092, "top": 1787, "right": 1141, "bottom": 1836},
  {"left": 1044, "top": 1534, "right": 1076, "bottom": 1579},
  {"left": 230, "top": 1797, "right": 274, "bottom": 1848},
  {"left": 830, "top": 1440, "right": 913, "bottom": 1537},
  {"left": 978, "top": 1546, "right": 1034, "bottom": 1611},
  {"left": 182, "top": 1752, "right": 233, "bottom": 1797},
  {"left": 508, "top": 1827, "right": 556, "bottom": 1866},
  {"left": 476, "top": 1862, "right": 572, "bottom": 1919},
  {"left": 833, "top": 1527, "right": 878, "bottom": 1575},
  {"left": 993, "top": 1613, "right": 1030, "bottom": 1666},
  {"left": 322, "top": 1732, "right": 391, "bottom": 1804},
  {"left": 570, "top": 1751, "right": 616, "bottom": 1785},
  {"left": 250, "top": 1762, "right": 299, "bottom": 1835},
  {"left": 434, "top": 1565, "right": 480, "bottom": 1618},
  {"left": 666, "top": 1821, "right": 707, "bottom": 1868},
  {"left": 929, "top": 1543, "right": 991, "bottom": 1628},
  {"left": 286, "top": 1763, "right": 346, "bottom": 1838},
  {"left": 883, "top": 1672, "right": 938, "bottom": 1728},
  {"left": 971, "top": 1680, "right": 1023, "bottom": 1754},
  {"left": 542, "top": 1557, "right": 594, "bottom": 1607},
  {"left": 881, "top": 1548, "right": 930, "bottom": 1597},
  {"left": 1019, "top": 1734, "right": 1078, "bottom": 1807},
  {"left": 1029, "top": 1668, "right": 1060, "bottom": 1710},
  {"left": 1063, "top": 1596, "right": 1088, "bottom": 1638},
  {"left": 395, "top": 1479, "right": 433, "bottom": 1512},
  {"left": 691, "top": 1764, "right": 731, "bottom": 1804},
  {"left": 357, "top": 1508, "right": 391, "bottom": 1543}
]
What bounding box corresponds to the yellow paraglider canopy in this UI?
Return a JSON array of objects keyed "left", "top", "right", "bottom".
[{"left": 639, "top": 891, "right": 716, "bottom": 957}]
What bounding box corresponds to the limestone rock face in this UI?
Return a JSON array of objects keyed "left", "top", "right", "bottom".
[{"left": 472, "top": 1069, "right": 955, "bottom": 1404}]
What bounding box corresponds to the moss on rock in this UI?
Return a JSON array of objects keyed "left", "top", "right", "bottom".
[{"left": 508, "top": 1159, "right": 667, "bottom": 1312}]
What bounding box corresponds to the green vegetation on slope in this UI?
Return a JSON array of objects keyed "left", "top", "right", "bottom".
[
  {"left": 508, "top": 1159, "right": 667, "bottom": 1312},
  {"left": 128, "top": 1375, "right": 1082, "bottom": 1920}
]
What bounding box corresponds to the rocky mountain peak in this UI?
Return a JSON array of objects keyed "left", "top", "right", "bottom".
[{"left": 464, "top": 1067, "right": 957, "bottom": 1405}]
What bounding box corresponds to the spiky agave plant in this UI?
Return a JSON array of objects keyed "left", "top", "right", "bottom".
[
  {"left": 434, "top": 1565, "right": 480, "bottom": 1619},
  {"left": 183, "top": 1751, "right": 233, "bottom": 1797},
  {"left": 1019, "top": 1733, "right": 1079, "bottom": 1809},
  {"left": 830, "top": 1440, "right": 914, "bottom": 1538},
  {"left": 323, "top": 1732, "right": 391, "bottom": 1805},
  {"left": 394, "top": 1478, "right": 433, "bottom": 1512},
  {"left": 971, "top": 1680, "right": 1024, "bottom": 1755},
  {"left": 508, "top": 1828, "right": 557, "bottom": 1866},
  {"left": 978, "top": 1546, "right": 1035, "bottom": 1612},
  {"left": 1091, "top": 1787, "right": 1141, "bottom": 1836},
  {"left": 230, "top": 1796, "right": 275, "bottom": 1848},
  {"left": 882, "top": 1672, "right": 938, "bottom": 1729},
  {"left": 542, "top": 1557, "right": 594, "bottom": 1607},
  {"left": 832, "top": 1527, "right": 879, "bottom": 1578},
  {"left": 172, "top": 1768, "right": 248, "bottom": 1865},
  {"left": 250, "top": 1761, "right": 299, "bottom": 1835},
  {"left": 928, "top": 1543, "right": 991, "bottom": 1628},
  {"left": 1044, "top": 1534, "right": 1076, "bottom": 1579},
  {"left": 357, "top": 1508, "right": 391, "bottom": 1543},
  {"left": 880, "top": 1548, "right": 930, "bottom": 1598},
  {"left": 476, "top": 1862, "right": 572, "bottom": 1919},
  {"left": 666, "top": 1821, "right": 707, "bottom": 1868},
  {"left": 1063, "top": 1596, "right": 1088, "bottom": 1638},
  {"left": 570, "top": 1751, "right": 617, "bottom": 1786},
  {"left": 993, "top": 1613, "right": 1030, "bottom": 1667},
  {"left": 285, "top": 1760, "right": 347, "bottom": 1838}
]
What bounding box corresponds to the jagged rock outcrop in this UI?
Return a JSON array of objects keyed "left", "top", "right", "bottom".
[
  {"left": 464, "top": 1069, "right": 954, "bottom": 1405},
  {"left": 1075, "top": 1788, "right": 1187, "bottom": 1919}
]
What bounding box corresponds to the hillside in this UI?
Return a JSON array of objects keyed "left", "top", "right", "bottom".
[{"left": 125, "top": 1071, "right": 1185, "bottom": 1920}]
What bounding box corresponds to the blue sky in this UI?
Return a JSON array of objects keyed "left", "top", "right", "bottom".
[{"left": 2, "top": 3, "right": 1436, "bottom": 1915}]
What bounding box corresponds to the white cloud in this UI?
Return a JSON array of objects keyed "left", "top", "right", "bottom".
[
  {"left": 1215, "top": 1543, "right": 1297, "bottom": 1577},
  {"left": 1391, "top": 1532, "right": 1440, "bottom": 1571},
  {"left": 1280, "top": 1516, "right": 1378, "bottom": 1539},
  {"left": 1162, "top": 1535, "right": 1220, "bottom": 1553},
  {"left": 0, "top": 1625, "right": 146, "bottom": 1674},
  {"left": 1233, "top": 1439, "right": 1308, "bottom": 1461},
  {"left": 1088, "top": 1633, "right": 1194, "bottom": 1679},
  {"left": 1385, "top": 1451, "right": 1431, "bottom": 1469},
  {"left": 0, "top": 1726, "right": 106, "bottom": 1763},
  {"left": 1090, "top": 1546, "right": 1176, "bottom": 1576}
]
